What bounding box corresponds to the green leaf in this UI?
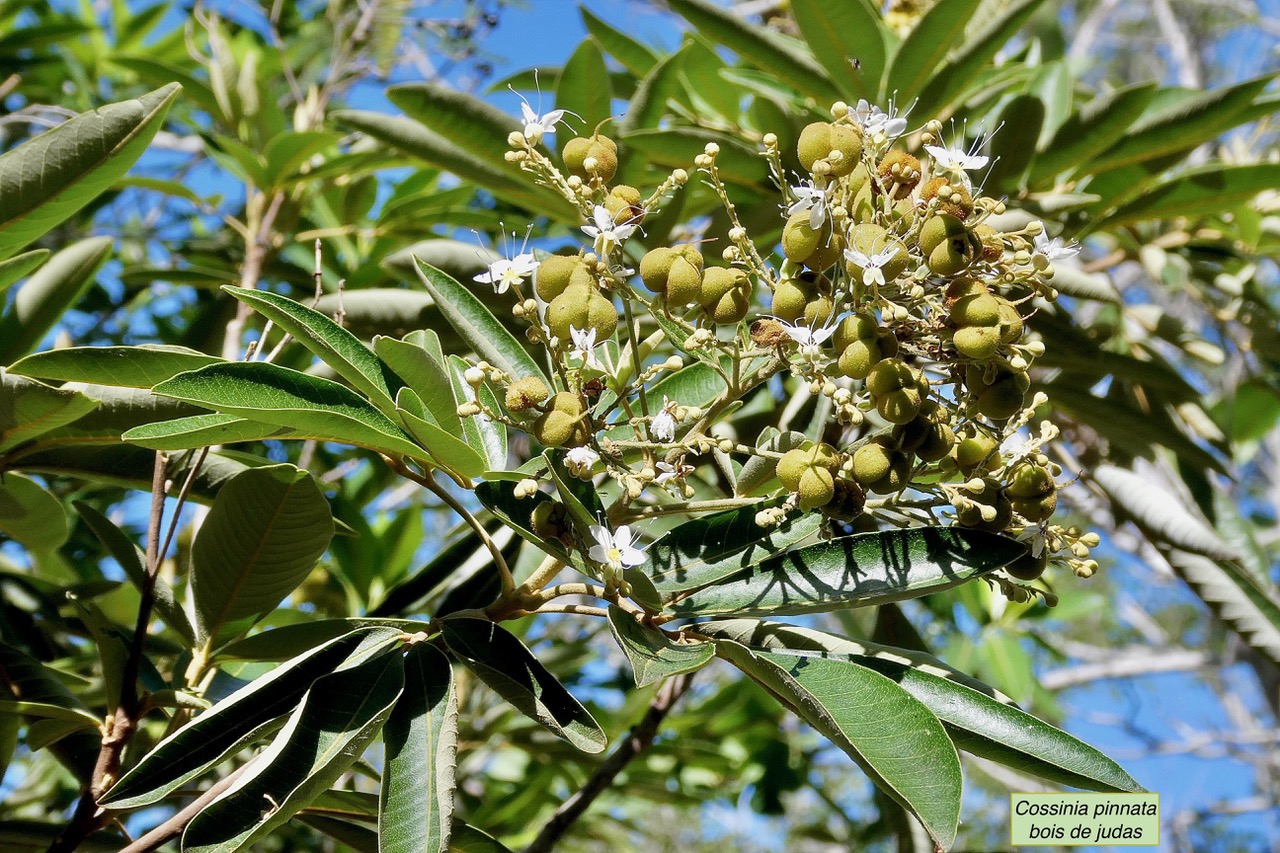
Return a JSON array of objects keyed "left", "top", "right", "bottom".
[
  {"left": 216, "top": 618, "right": 428, "bottom": 662},
  {"left": 375, "top": 334, "right": 462, "bottom": 436},
  {"left": 1159, "top": 546, "right": 1280, "bottom": 669},
  {"left": 1093, "top": 164, "right": 1280, "bottom": 231},
  {"left": 719, "top": 640, "right": 962, "bottom": 848},
  {"left": 0, "top": 700, "right": 100, "bottom": 727},
  {"left": 984, "top": 95, "right": 1045, "bottom": 192},
  {"left": 440, "top": 618, "right": 606, "bottom": 753},
  {"left": 474, "top": 479, "right": 577, "bottom": 566},
  {"left": 395, "top": 388, "right": 488, "bottom": 480},
  {"left": 646, "top": 502, "right": 822, "bottom": 595},
  {"left": 74, "top": 501, "right": 193, "bottom": 646},
  {"left": 334, "top": 110, "right": 578, "bottom": 221},
  {"left": 607, "top": 605, "right": 714, "bottom": 688},
  {"left": 620, "top": 49, "right": 686, "bottom": 135},
  {"left": 0, "top": 472, "right": 68, "bottom": 551},
  {"left": 883, "top": 0, "right": 982, "bottom": 105},
  {"left": 446, "top": 356, "right": 508, "bottom": 472},
  {"left": 580, "top": 7, "right": 659, "bottom": 77},
  {"left": 388, "top": 83, "right": 523, "bottom": 174},
  {"left": 102, "top": 628, "right": 404, "bottom": 808},
  {"left": 1028, "top": 82, "right": 1158, "bottom": 185},
  {"left": 1086, "top": 74, "right": 1276, "bottom": 175},
  {"left": 448, "top": 823, "right": 515, "bottom": 853},
  {"left": 911, "top": 0, "right": 1047, "bottom": 118},
  {"left": 152, "top": 361, "right": 429, "bottom": 461},
  {"left": 0, "top": 372, "right": 100, "bottom": 453},
  {"left": 0, "top": 84, "right": 179, "bottom": 261},
  {"left": 380, "top": 643, "right": 457, "bottom": 853},
  {"left": 1093, "top": 464, "right": 1240, "bottom": 561},
  {"left": 0, "top": 237, "right": 113, "bottom": 362},
  {"left": 702, "top": 620, "right": 1144, "bottom": 793},
  {"left": 262, "top": 130, "right": 339, "bottom": 184},
  {"left": 411, "top": 258, "right": 547, "bottom": 383},
  {"left": 182, "top": 649, "right": 405, "bottom": 853},
  {"left": 123, "top": 413, "right": 295, "bottom": 450},
  {"left": 0, "top": 249, "right": 49, "bottom": 293},
  {"left": 620, "top": 127, "right": 767, "bottom": 187},
  {"left": 790, "top": 0, "right": 883, "bottom": 101},
  {"left": 191, "top": 464, "right": 335, "bottom": 641},
  {"left": 9, "top": 345, "right": 222, "bottom": 389},
  {"left": 12, "top": 446, "right": 261, "bottom": 506},
  {"left": 558, "top": 39, "right": 613, "bottom": 135},
  {"left": 666, "top": 527, "right": 1025, "bottom": 617},
  {"left": 223, "top": 286, "right": 405, "bottom": 414},
  {"left": 665, "top": 0, "right": 841, "bottom": 104}
]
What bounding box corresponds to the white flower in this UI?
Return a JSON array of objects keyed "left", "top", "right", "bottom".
[
  {"left": 1017, "top": 527, "right": 1046, "bottom": 559},
  {"left": 569, "top": 326, "right": 604, "bottom": 369},
  {"left": 582, "top": 205, "right": 636, "bottom": 254},
  {"left": 473, "top": 252, "right": 538, "bottom": 294},
  {"left": 775, "top": 318, "right": 836, "bottom": 358},
  {"left": 651, "top": 396, "right": 678, "bottom": 442},
  {"left": 588, "top": 524, "right": 646, "bottom": 573},
  {"left": 925, "top": 128, "right": 995, "bottom": 183},
  {"left": 565, "top": 445, "right": 600, "bottom": 476},
  {"left": 654, "top": 460, "right": 693, "bottom": 490},
  {"left": 851, "top": 99, "right": 908, "bottom": 139},
  {"left": 1033, "top": 228, "right": 1081, "bottom": 261},
  {"left": 787, "top": 183, "right": 829, "bottom": 229},
  {"left": 1000, "top": 432, "right": 1035, "bottom": 461},
  {"left": 519, "top": 99, "right": 565, "bottom": 146},
  {"left": 843, "top": 243, "right": 901, "bottom": 289}
]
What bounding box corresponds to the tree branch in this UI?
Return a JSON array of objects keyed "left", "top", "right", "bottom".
[{"left": 525, "top": 673, "right": 695, "bottom": 853}]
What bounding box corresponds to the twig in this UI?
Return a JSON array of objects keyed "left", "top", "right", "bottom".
[
  {"left": 524, "top": 672, "right": 695, "bottom": 853},
  {"left": 116, "top": 760, "right": 253, "bottom": 853}
]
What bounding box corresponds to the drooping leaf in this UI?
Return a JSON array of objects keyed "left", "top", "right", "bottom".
[
  {"left": 0, "top": 237, "right": 113, "bottom": 362},
  {"left": 1093, "top": 164, "right": 1280, "bottom": 231},
  {"left": 151, "top": 361, "right": 429, "bottom": 461},
  {"left": 0, "top": 372, "right": 101, "bottom": 453},
  {"left": 190, "top": 464, "right": 335, "bottom": 641},
  {"left": 0, "top": 472, "right": 68, "bottom": 551},
  {"left": 580, "top": 7, "right": 659, "bottom": 77},
  {"left": 1028, "top": 81, "right": 1157, "bottom": 185},
  {"left": 375, "top": 333, "right": 462, "bottom": 435},
  {"left": 1092, "top": 464, "right": 1240, "bottom": 561},
  {"left": 122, "top": 413, "right": 295, "bottom": 450},
  {"left": 9, "top": 345, "right": 223, "bottom": 389},
  {"left": 719, "top": 640, "right": 962, "bottom": 849},
  {"left": 1158, "top": 546, "right": 1280, "bottom": 669},
  {"left": 0, "top": 84, "right": 180, "bottom": 261},
  {"left": 665, "top": 0, "right": 841, "bottom": 104},
  {"left": 790, "top": 0, "right": 883, "bottom": 101},
  {"left": 440, "top": 618, "right": 606, "bottom": 753},
  {"left": 666, "top": 527, "right": 1025, "bottom": 617},
  {"left": 102, "top": 628, "right": 404, "bottom": 808},
  {"left": 182, "top": 648, "right": 406, "bottom": 853},
  {"left": 380, "top": 643, "right": 457, "bottom": 853},
  {"left": 0, "top": 249, "right": 49, "bottom": 293},
  {"left": 411, "top": 259, "right": 547, "bottom": 384},
  {"left": 557, "top": 38, "right": 613, "bottom": 135},
  {"left": 223, "top": 286, "right": 405, "bottom": 414},
  {"left": 646, "top": 502, "right": 822, "bottom": 595},
  {"left": 702, "top": 620, "right": 1144, "bottom": 793},
  {"left": 607, "top": 605, "right": 715, "bottom": 688},
  {"left": 388, "top": 83, "right": 523, "bottom": 173},
  {"left": 883, "top": 0, "right": 983, "bottom": 105},
  {"left": 395, "top": 388, "right": 488, "bottom": 480}
]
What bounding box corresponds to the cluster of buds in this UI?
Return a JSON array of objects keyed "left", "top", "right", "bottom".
[{"left": 464, "top": 95, "right": 1091, "bottom": 589}]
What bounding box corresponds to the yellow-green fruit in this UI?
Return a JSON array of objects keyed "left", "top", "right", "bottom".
[
  {"left": 547, "top": 284, "right": 618, "bottom": 342},
  {"left": 966, "top": 365, "right": 1031, "bottom": 421},
  {"left": 777, "top": 442, "right": 840, "bottom": 492},
  {"left": 796, "top": 467, "right": 836, "bottom": 510},
  {"left": 804, "top": 295, "right": 836, "bottom": 328},
  {"left": 640, "top": 245, "right": 703, "bottom": 304},
  {"left": 956, "top": 485, "right": 1013, "bottom": 531},
  {"left": 837, "top": 341, "right": 878, "bottom": 379},
  {"left": 1005, "top": 549, "right": 1048, "bottom": 581},
  {"left": 919, "top": 213, "right": 968, "bottom": 256},
  {"left": 869, "top": 452, "right": 912, "bottom": 494},
  {"left": 782, "top": 212, "right": 822, "bottom": 263},
  {"left": 639, "top": 247, "right": 676, "bottom": 293},
  {"left": 878, "top": 388, "right": 922, "bottom": 424},
  {"left": 797, "top": 122, "right": 832, "bottom": 171},
  {"left": 866, "top": 360, "right": 928, "bottom": 424},
  {"left": 845, "top": 223, "right": 909, "bottom": 284},
  {"left": 928, "top": 235, "right": 976, "bottom": 275},
  {"left": 920, "top": 176, "right": 974, "bottom": 219},
  {"left": 701, "top": 267, "right": 752, "bottom": 324},
  {"left": 995, "top": 298, "right": 1024, "bottom": 344},
  {"left": 974, "top": 224, "right": 1004, "bottom": 261},
  {"left": 531, "top": 501, "right": 571, "bottom": 543},
  {"left": 953, "top": 325, "right": 1001, "bottom": 359},
  {"left": 916, "top": 420, "right": 955, "bottom": 462},
  {"left": 866, "top": 359, "right": 920, "bottom": 397},
  {"left": 893, "top": 402, "right": 940, "bottom": 452},
  {"left": 536, "top": 256, "right": 592, "bottom": 302},
  {"left": 950, "top": 292, "right": 1001, "bottom": 327},
  {"left": 852, "top": 440, "right": 893, "bottom": 486},
  {"left": 877, "top": 150, "right": 922, "bottom": 197},
  {"left": 832, "top": 313, "right": 879, "bottom": 351},
  {"left": 952, "top": 429, "right": 998, "bottom": 474},
  {"left": 797, "top": 122, "right": 863, "bottom": 177},
  {"left": 1007, "top": 462, "right": 1057, "bottom": 522},
  {"left": 533, "top": 392, "right": 588, "bottom": 447},
  {"left": 604, "top": 185, "right": 644, "bottom": 225},
  {"left": 505, "top": 376, "right": 550, "bottom": 415},
  {"left": 1013, "top": 494, "right": 1058, "bottom": 522},
  {"left": 562, "top": 134, "right": 618, "bottom": 182},
  {"left": 823, "top": 478, "right": 867, "bottom": 522},
  {"left": 771, "top": 276, "right": 816, "bottom": 322}
]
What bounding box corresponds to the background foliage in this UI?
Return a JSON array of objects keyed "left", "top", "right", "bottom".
[{"left": 0, "top": 0, "right": 1277, "bottom": 850}]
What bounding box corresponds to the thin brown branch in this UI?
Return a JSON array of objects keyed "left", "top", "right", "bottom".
[
  {"left": 525, "top": 673, "right": 695, "bottom": 853},
  {"left": 116, "top": 761, "right": 252, "bottom": 853}
]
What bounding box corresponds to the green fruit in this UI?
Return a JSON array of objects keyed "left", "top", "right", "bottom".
[
  {"left": 798, "top": 122, "right": 863, "bottom": 176},
  {"left": 877, "top": 387, "right": 922, "bottom": 424},
  {"left": 547, "top": 284, "right": 618, "bottom": 341},
  {"left": 928, "top": 238, "right": 975, "bottom": 276},
  {"left": 915, "top": 421, "right": 955, "bottom": 462},
  {"left": 953, "top": 325, "right": 1001, "bottom": 359},
  {"left": 640, "top": 245, "right": 703, "bottom": 303},
  {"left": 996, "top": 299, "right": 1024, "bottom": 343},
  {"left": 803, "top": 295, "right": 835, "bottom": 327},
  {"left": 797, "top": 467, "right": 836, "bottom": 510},
  {"left": 832, "top": 312, "right": 878, "bottom": 351},
  {"left": 533, "top": 392, "right": 588, "bottom": 447},
  {"left": 852, "top": 440, "right": 893, "bottom": 485},
  {"left": 955, "top": 481, "right": 1013, "bottom": 531},
  {"left": 782, "top": 212, "right": 824, "bottom": 263},
  {"left": 1005, "top": 550, "right": 1048, "bottom": 580},
  {"left": 531, "top": 501, "right": 571, "bottom": 543},
  {"left": 952, "top": 429, "right": 998, "bottom": 474},
  {"left": 797, "top": 122, "right": 832, "bottom": 171},
  {"left": 919, "top": 214, "right": 968, "bottom": 256},
  {"left": 700, "top": 267, "right": 749, "bottom": 305},
  {"left": 967, "top": 366, "right": 1031, "bottom": 421},
  {"left": 866, "top": 360, "right": 918, "bottom": 396},
  {"left": 1007, "top": 462, "right": 1054, "bottom": 498},
  {"left": 667, "top": 255, "right": 704, "bottom": 306},
  {"left": 777, "top": 442, "right": 840, "bottom": 494},
  {"left": 771, "top": 276, "right": 816, "bottom": 322},
  {"left": 837, "top": 340, "right": 877, "bottom": 379},
  {"left": 845, "top": 224, "right": 908, "bottom": 284},
  {"left": 536, "top": 256, "right": 591, "bottom": 302},
  {"left": 639, "top": 247, "right": 676, "bottom": 294},
  {"left": 505, "top": 376, "right": 550, "bottom": 414},
  {"left": 604, "top": 184, "right": 644, "bottom": 225},
  {"left": 776, "top": 448, "right": 811, "bottom": 490},
  {"left": 562, "top": 134, "right": 618, "bottom": 181},
  {"left": 868, "top": 452, "right": 912, "bottom": 494},
  {"left": 823, "top": 478, "right": 867, "bottom": 522},
  {"left": 950, "top": 292, "right": 1001, "bottom": 328}
]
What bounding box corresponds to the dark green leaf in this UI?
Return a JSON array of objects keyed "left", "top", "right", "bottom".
[
  {"left": 0, "top": 372, "right": 100, "bottom": 453},
  {"left": 0, "top": 472, "right": 68, "bottom": 551},
  {"left": 557, "top": 39, "right": 613, "bottom": 135},
  {"left": 1093, "top": 164, "right": 1280, "bottom": 231},
  {"left": 123, "top": 413, "right": 295, "bottom": 450},
  {"left": 607, "top": 605, "right": 714, "bottom": 688},
  {"left": 380, "top": 643, "right": 457, "bottom": 853},
  {"left": 395, "top": 388, "right": 488, "bottom": 480},
  {"left": 0, "top": 237, "right": 112, "bottom": 362},
  {"left": 375, "top": 333, "right": 462, "bottom": 435},
  {"left": 440, "top": 618, "right": 606, "bottom": 753},
  {"left": 1028, "top": 82, "right": 1157, "bottom": 185},
  {"left": 388, "top": 83, "right": 523, "bottom": 173},
  {"left": 580, "top": 7, "right": 659, "bottom": 76},
  {"left": 216, "top": 618, "right": 428, "bottom": 662},
  {"left": 9, "top": 345, "right": 222, "bottom": 389},
  {"left": 0, "top": 249, "right": 49, "bottom": 293},
  {"left": 883, "top": 0, "right": 983, "bottom": 105},
  {"left": 790, "top": 0, "right": 883, "bottom": 101},
  {"left": 0, "top": 84, "right": 179, "bottom": 261},
  {"left": 474, "top": 479, "right": 577, "bottom": 566},
  {"left": 102, "top": 628, "right": 404, "bottom": 808},
  {"left": 667, "top": 527, "right": 1026, "bottom": 617},
  {"left": 984, "top": 95, "right": 1044, "bottom": 191}
]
